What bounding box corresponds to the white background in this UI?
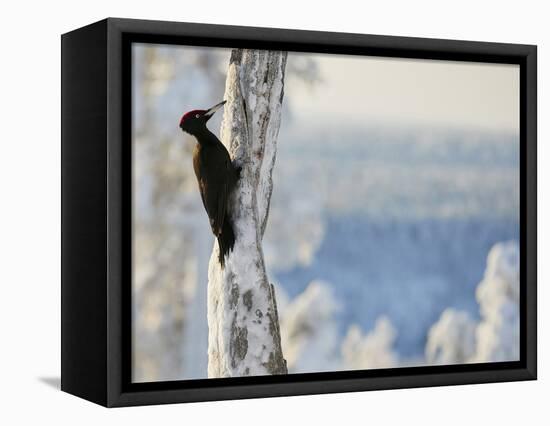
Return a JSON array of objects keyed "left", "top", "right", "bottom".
[{"left": 0, "top": 0, "right": 546, "bottom": 424}]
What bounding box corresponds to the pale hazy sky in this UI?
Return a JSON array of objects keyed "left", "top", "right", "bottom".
[{"left": 288, "top": 53, "right": 519, "bottom": 132}]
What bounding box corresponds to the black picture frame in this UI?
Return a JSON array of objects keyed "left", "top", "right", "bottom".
[{"left": 61, "top": 17, "right": 537, "bottom": 407}]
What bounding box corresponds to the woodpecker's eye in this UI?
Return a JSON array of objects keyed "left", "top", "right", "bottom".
[{"left": 195, "top": 114, "right": 200, "bottom": 118}]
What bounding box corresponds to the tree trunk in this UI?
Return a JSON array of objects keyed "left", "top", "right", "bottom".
[{"left": 207, "top": 49, "right": 288, "bottom": 378}]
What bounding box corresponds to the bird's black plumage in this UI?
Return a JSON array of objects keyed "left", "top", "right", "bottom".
[{"left": 180, "top": 101, "right": 239, "bottom": 267}]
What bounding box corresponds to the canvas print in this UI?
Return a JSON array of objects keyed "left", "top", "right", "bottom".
[{"left": 131, "top": 43, "right": 520, "bottom": 382}]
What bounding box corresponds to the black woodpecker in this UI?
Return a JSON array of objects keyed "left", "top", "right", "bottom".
[{"left": 179, "top": 100, "right": 240, "bottom": 267}]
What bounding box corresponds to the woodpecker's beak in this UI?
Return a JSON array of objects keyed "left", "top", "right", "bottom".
[{"left": 204, "top": 100, "right": 226, "bottom": 121}]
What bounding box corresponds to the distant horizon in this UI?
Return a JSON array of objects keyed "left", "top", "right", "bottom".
[
  {"left": 281, "top": 112, "right": 520, "bottom": 139},
  {"left": 286, "top": 53, "right": 520, "bottom": 133}
]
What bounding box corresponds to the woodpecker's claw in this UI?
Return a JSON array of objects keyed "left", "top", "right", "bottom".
[{"left": 234, "top": 165, "right": 242, "bottom": 181}]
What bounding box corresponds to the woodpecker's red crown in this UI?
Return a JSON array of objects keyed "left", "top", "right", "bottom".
[
  {"left": 179, "top": 109, "right": 207, "bottom": 127},
  {"left": 179, "top": 101, "right": 226, "bottom": 131}
]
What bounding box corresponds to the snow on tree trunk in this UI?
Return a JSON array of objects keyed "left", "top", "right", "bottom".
[{"left": 207, "top": 49, "right": 288, "bottom": 378}]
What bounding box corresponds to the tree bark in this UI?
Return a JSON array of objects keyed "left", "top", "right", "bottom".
[{"left": 207, "top": 49, "right": 288, "bottom": 378}]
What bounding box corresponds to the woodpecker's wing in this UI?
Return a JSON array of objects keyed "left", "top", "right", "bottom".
[
  {"left": 193, "top": 149, "right": 231, "bottom": 237},
  {"left": 192, "top": 143, "right": 234, "bottom": 237},
  {"left": 199, "top": 178, "right": 228, "bottom": 237}
]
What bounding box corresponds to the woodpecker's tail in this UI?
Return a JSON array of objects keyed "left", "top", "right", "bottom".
[{"left": 217, "top": 218, "right": 235, "bottom": 268}]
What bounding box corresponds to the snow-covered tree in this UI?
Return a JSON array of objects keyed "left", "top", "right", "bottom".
[
  {"left": 425, "top": 308, "right": 476, "bottom": 365},
  {"left": 279, "top": 281, "right": 341, "bottom": 373},
  {"left": 341, "top": 316, "right": 398, "bottom": 370},
  {"left": 423, "top": 241, "right": 520, "bottom": 366},
  {"left": 207, "top": 49, "right": 288, "bottom": 377},
  {"left": 472, "top": 241, "right": 520, "bottom": 362}
]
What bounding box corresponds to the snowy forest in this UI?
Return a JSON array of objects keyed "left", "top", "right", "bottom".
[{"left": 131, "top": 44, "right": 520, "bottom": 382}]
